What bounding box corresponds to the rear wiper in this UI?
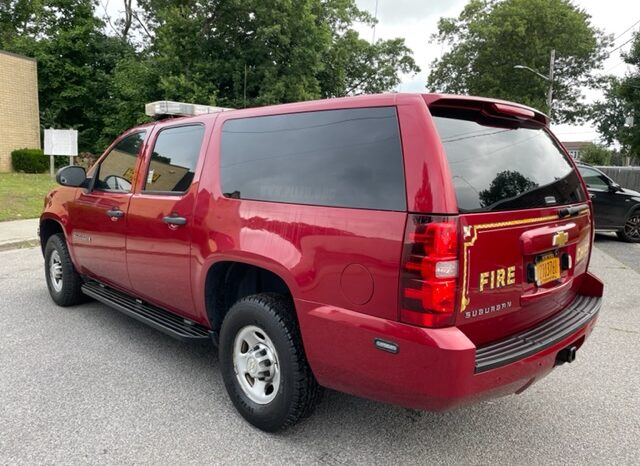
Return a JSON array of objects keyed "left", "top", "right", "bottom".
[{"left": 557, "top": 204, "right": 588, "bottom": 218}]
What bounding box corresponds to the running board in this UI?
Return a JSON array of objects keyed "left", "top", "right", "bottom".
[{"left": 81, "top": 281, "right": 212, "bottom": 342}]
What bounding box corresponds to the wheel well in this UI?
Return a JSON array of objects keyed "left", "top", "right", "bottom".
[
  {"left": 40, "top": 219, "right": 64, "bottom": 254},
  {"left": 205, "top": 262, "right": 292, "bottom": 332}
]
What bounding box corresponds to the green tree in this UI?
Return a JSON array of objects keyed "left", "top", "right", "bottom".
[
  {"left": 427, "top": 0, "right": 610, "bottom": 123},
  {"left": 479, "top": 170, "right": 537, "bottom": 208},
  {"left": 132, "top": 0, "right": 418, "bottom": 106},
  {"left": 319, "top": 31, "right": 419, "bottom": 97},
  {"left": 2, "top": 0, "right": 419, "bottom": 153},
  {"left": 590, "top": 32, "right": 640, "bottom": 164},
  {"left": 1, "top": 0, "right": 134, "bottom": 153},
  {"left": 579, "top": 143, "right": 612, "bottom": 165}
]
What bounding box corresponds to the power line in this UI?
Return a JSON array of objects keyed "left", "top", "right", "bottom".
[
  {"left": 604, "top": 60, "right": 626, "bottom": 73},
  {"left": 609, "top": 35, "right": 636, "bottom": 54},
  {"left": 612, "top": 18, "right": 640, "bottom": 42},
  {"left": 554, "top": 130, "right": 598, "bottom": 135}
]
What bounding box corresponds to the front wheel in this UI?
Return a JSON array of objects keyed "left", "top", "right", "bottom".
[
  {"left": 617, "top": 211, "right": 640, "bottom": 243},
  {"left": 219, "top": 293, "right": 322, "bottom": 432},
  {"left": 44, "top": 233, "right": 85, "bottom": 306}
]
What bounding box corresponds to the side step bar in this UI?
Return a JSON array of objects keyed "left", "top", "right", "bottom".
[{"left": 81, "top": 281, "right": 212, "bottom": 342}]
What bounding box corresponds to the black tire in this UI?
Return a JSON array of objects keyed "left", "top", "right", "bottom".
[
  {"left": 219, "top": 293, "right": 322, "bottom": 432},
  {"left": 616, "top": 210, "right": 640, "bottom": 243},
  {"left": 44, "top": 233, "right": 85, "bottom": 306}
]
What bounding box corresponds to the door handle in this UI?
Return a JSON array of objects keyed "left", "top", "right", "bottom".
[
  {"left": 106, "top": 208, "right": 124, "bottom": 218},
  {"left": 163, "top": 214, "right": 187, "bottom": 226},
  {"left": 589, "top": 193, "right": 595, "bottom": 199}
]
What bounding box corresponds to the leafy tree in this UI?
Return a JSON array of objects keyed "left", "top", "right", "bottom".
[
  {"left": 479, "top": 170, "right": 537, "bottom": 207},
  {"left": 132, "top": 0, "right": 418, "bottom": 106},
  {"left": 2, "top": 0, "right": 419, "bottom": 153},
  {"left": 590, "top": 32, "right": 640, "bottom": 164},
  {"left": 1, "top": 0, "right": 134, "bottom": 153},
  {"left": 579, "top": 143, "right": 612, "bottom": 165},
  {"left": 427, "top": 0, "right": 610, "bottom": 123},
  {"left": 319, "top": 31, "right": 418, "bottom": 97}
]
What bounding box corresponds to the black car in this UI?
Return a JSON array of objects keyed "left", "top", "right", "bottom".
[{"left": 577, "top": 164, "right": 640, "bottom": 243}]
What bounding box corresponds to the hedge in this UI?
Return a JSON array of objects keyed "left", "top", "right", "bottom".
[
  {"left": 11, "top": 148, "right": 69, "bottom": 173},
  {"left": 11, "top": 148, "right": 48, "bottom": 173}
]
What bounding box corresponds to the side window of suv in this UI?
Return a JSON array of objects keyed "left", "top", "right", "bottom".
[
  {"left": 579, "top": 167, "right": 609, "bottom": 190},
  {"left": 143, "top": 125, "right": 205, "bottom": 194},
  {"left": 220, "top": 107, "right": 406, "bottom": 211},
  {"left": 95, "top": 132, "right": 146, "bottom": 192}
]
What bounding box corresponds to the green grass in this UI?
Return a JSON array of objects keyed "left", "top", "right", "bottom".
[{"left": 0, "top": 173, "right": 57, "bottom": 222}]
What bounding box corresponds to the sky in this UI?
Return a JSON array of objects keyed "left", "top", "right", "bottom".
[
  {"left": 99, "top": 0, "right": 638, "bottom": 143},
  {"left": 354, "top": 0, "right": 640, "bottom": 143}
]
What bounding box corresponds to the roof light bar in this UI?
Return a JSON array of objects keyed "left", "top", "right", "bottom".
[{"left": 145, "top": 101, "right": 234, "bottom": 118}]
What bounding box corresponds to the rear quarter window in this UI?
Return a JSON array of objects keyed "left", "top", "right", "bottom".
[
  {"left": 431, "top": 109, "right": 586, "bottom": 213},
  {"left": 220, "top": 107, "right": 406, "bottom": 211}
]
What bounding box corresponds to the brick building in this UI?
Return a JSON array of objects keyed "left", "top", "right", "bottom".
[{"left": 0, "top": 50, "right": 40, "bottom": 172}]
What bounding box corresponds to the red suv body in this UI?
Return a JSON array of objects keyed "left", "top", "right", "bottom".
[{"left": 40, "top": 93, "right": 603, "bottom": 430}]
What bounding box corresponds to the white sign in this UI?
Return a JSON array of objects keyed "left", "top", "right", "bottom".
[{"left": 44, "top": 129, "right": 78, "bottom": 156}]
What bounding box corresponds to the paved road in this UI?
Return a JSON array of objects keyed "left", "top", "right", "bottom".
[
  {"left": 595, "top": 232, "right": 640, "bottom": 274},
  {"left": 1, "top": 245, "right": 639, "bottom": 465}
]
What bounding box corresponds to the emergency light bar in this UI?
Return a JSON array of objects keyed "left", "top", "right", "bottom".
[{"left": 145, "top": 101, "right": 233, "bottom": 119}]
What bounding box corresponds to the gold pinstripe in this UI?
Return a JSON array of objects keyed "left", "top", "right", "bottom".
[{"left": 459, "top": 213, "right": 589, "bottom": 312}]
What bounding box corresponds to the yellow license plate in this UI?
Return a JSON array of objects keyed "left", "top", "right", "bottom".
[{"left": 535, "top": 256, "right": 561, "bottom": 286}]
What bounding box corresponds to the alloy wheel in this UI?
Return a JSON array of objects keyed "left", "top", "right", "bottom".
[{"left": 624, "top": 214, "right": 640, "bottom": 241}]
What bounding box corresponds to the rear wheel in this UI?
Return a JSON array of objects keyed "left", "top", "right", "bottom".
[
  {"left": 617, "top": 211, "right": 640, "bottom": 243},
  {"left": 219, "top": 293, "right": 322, "bottom": 432},
  {"left": 44, "top": 233, "right": 85, "bottom": 306}
]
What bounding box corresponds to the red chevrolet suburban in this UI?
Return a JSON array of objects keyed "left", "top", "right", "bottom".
[{"left": 41, "top": 93, "right": 603, "bottom": 431}]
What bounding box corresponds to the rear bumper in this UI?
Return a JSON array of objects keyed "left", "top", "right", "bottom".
[{"left": 296, "top": 273, "right": 603, "bottom": 411}]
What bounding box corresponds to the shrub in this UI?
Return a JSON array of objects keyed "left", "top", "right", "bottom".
[
  {"left": 11, "top": 148, "right": 48, "bottom": 173},
  {"left": 54, "top": 155, "right": 69, "bottom": 169},
  {"left": 580, "top": 143, "right": 612, "bottom": 165}
]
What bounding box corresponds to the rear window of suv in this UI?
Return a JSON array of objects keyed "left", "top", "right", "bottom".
[
  {"left": 220, "top": 107, "right": 406, "bottom": 211},
  {"left": 431, "top": 108, "right": 586, "bottom": 213}
]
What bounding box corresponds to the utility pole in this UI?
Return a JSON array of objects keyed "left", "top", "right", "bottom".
[
  {"left": 546, "top": 49, "right": 555, "bottom": 119},
  {"left": 243, "top": 64, "right": 247, "bottom": 108},
  {"left": 372, "top": 0, "right": 379, "bottom": 43},
  {"left": 514, "top": 48, "right": 556, "bottom": 120}
]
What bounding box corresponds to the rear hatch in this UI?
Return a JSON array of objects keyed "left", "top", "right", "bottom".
[{"left": 428, "top": 98, "right": 591, "bottom": 346}]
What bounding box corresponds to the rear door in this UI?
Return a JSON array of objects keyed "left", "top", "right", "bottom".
[
  {"left": 430, "top": 104, "right": 590, "bottom": 346},
  {"left": 125, "top": 123, "right": 206, "bottom": 319}
]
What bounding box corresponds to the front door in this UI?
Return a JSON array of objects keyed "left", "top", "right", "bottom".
[
  {"left": 579, "top": 166, "right": 625, "bottom": 229},
  {"left": 126, "top": 124, "right": 206, "bottom": 319},
  {"left": 68, "top": 131, "right": 147, "bottom": 290}
]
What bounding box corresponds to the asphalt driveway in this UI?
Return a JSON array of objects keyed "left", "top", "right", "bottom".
[{"left": 0, "top": 244, "right": 638, "bottom": 465}]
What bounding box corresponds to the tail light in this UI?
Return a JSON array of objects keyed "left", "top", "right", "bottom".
[{"left": 400, "top": 215, "right": 460, "bottom": 328}]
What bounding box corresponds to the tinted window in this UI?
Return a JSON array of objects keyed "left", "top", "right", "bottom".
[
  {"left": 95, "top": 132, "right": 146, "bottom": 192},
  {"left": 220, "top": 107, "right": 406, "bottom": 210},
  {"left": 432, "top": 110, "right": 586, "bottom": 212},
  {"left": 578, "top": 166, "right": 608, "bottom": 190},
  {"left": 144, "top": 125, "right": 204, "bottom": 193}
]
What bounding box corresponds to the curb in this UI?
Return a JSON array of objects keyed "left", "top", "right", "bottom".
[{"left": 0, "top": 239, "right": 40, "bottom": 252}]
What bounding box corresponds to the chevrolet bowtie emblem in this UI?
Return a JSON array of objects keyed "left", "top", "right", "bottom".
[{"left": 552, "top": 231, "right": 569, "bottom": 247}]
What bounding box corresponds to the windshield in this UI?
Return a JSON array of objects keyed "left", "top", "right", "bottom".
[{"left": 431, "top": 109, "right": 586, "bottom": 213}]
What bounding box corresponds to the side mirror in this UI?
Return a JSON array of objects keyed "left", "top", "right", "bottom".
[
  {"left": 609, "top": 182, "right": 622, "bottom": 193},
  {"left": 56, "top": 165, "right": 87, "bottom": 187}
]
